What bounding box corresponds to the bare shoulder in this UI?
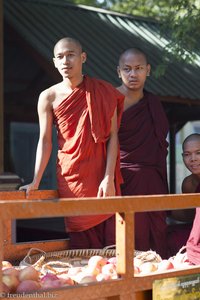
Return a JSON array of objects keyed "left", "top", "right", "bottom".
[
  {"left": 182, "top": 175, "right": 197, "bottom": 193},
  {"left": 38, "top": 83, "right": 62, "bottom": 107},
  {"left": 39, "top": 83, "right": 60, "bottom": 101}
]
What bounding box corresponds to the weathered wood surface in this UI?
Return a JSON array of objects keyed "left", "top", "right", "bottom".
[{"left": 0, "top": 190, "right": 200, "bottom": 300}]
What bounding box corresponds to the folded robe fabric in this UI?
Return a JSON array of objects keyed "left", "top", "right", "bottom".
[
  {"left": 186, "top": 183, "right": 200, "bottom": 264},
  {"left": 53, "top": 75, "right": 124, "bottom": 232}
]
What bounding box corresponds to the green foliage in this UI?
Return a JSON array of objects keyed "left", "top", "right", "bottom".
[{"left": 70, "top": 0, "right": 200, "bottom": 76}]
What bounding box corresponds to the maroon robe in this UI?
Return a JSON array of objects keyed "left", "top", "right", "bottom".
[
  {"left": 118, "top": 91, "right": 169, "bottom": 258},
  {"left": 186, "top": 183, "right": 200, "bottom": 264}
]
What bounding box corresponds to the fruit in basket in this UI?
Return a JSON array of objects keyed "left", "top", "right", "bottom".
[
  {"left": 19, "top": 266, "right": 40, "bottom": 282},
  {"left": 101, "top": 263, "right": 117, "bottom": 279},
  {"left": 3, "top": 267, "right": 20, "bottom": 278},
  {"left": 73, "top": 271, "right": 96, "bottom": 284},
  {"left": 2, "top": 260, "right": 13, "bottom": 270},
  {"left": 57, "top": 273, "right": 74, "bottom": 286},
  {"left": 16, "top": 279, "right": 41, "bottom": 293},
  {"left": 2, "top": 282, "right": 11, "bottom": 294},
  {"left": 40, "top": 273, "right": 64, "bottom": 289},
  {"left": 139, "top": 262, "right": 157, "bottom": 274},
  {"left": 133, "top": 257, "right": 143, "bottom": 268},
  {"left": 88, "top": 255, "right": 107, "bottom": 272},
  {"left": 67, "top": 266, "right": 82, "bottom": 277},
  {"left": 134, "top": 265, "right": 140, "bottom": 275},
  {"left": 2, "top": 273, "right": 20, "bottom": 293},
  {"left": 107, "top": 257, "right": 117, "bottom": 265},
  {"left": 96, "top": 273, "right": 111, "bottom": 281},
  {"left": 157, "top": 259, "right": 174, "bottom": 272}
]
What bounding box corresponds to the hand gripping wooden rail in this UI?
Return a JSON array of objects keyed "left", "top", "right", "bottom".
[{"left": 0, "top": 190, "right": 200, "bottom": 300}]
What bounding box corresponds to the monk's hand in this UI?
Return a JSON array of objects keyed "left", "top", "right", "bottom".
[
  {"left": 97, "top": 176, "right": 116, "bottom": 198},
  {"left": 19, "top": 182, "right": 38, "bottom": 196}
]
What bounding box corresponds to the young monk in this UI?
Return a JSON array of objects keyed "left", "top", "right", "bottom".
[
  {"left": 19, "top": 37, "right": 124, "bottom": 249},
  {"left": 180, "top": 133, "right": 200, "bottom": 264},
  {"left": 117, "top": 48, "right": 169, "bottom": 258},
  {"left": 167, "top": 134, "right": 197, "bottom": 257}
]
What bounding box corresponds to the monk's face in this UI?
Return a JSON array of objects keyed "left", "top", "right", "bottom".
[
  {"left": 118, "top": 53, "right": 150, "bottom": 91},
  {"left": 182, "top": 139, "right": 200, "bottom": 175},
  {"left": 53, "top": 40, "right": 86, "bottom": 79}
]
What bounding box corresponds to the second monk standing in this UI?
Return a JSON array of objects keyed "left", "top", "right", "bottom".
[{"left": 117, "top": 48, "right": 169, "bottom": 258}]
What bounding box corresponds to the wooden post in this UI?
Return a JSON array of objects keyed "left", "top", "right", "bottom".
[
  {"left": 169, "top": 124, "right": 176, "bottom": 193},
  {"left": 0, "top": 0, "right": 3, "bottom": 173}
]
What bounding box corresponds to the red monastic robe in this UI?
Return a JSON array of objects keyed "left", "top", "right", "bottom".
[
  {"left": 118, "top": 91, "right": 169, "bottom": 258},
  {"left": 186, "top": 183, "right": 200, "bottom": 264},
  {"left": 53, "top": 75, "right": 124, "bottom": 232}
]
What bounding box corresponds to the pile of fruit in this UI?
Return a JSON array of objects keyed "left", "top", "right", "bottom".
[
  {"left": 133, "top": 247, "right": 192, "bottom": 275},
  {"left": 1, "top": 255, "right": 118, "bottom": 294},
  {"left": 1, "top": 247, "right": 193, "bottom": 294}
]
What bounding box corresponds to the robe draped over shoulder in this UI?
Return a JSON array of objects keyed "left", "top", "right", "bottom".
[
  {"left": 53, "top": 75, "right": 124, "bottom": 232},
  {"left": 186, "top": 183, "right": 200, "bottom": 264}
]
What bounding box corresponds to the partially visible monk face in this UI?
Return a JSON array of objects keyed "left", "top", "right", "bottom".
[
  {"left": 182, "top": 139, "right": 200, "bottom": 175},
  {"left": 117, "top": 52, "right": 150, "bottom": 91},
  {"left": 53, "top": 39, "right": 86, "bottom": 79}
]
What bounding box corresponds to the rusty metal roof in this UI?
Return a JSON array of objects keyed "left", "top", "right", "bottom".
[{"left": 4, "top": 0, "right": 200, "bottom": 102}]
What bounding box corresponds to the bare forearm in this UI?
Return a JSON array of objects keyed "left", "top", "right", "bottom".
[
  {"left": 32, "top": 139, "right": 52, "bottom": 188},
  {"left": 104, "top": 131, "right": 118, "bottom": 179}
]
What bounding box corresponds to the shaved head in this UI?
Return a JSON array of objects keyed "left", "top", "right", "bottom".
[
  {"left": 118, "top": 48, "right": 148, "bottom": 66},
  {"left": 54, "top": 37, "right": 83, "bottom": 56},
  {"left": 182, "top": 133, "right": 200, "bottom": 150}
]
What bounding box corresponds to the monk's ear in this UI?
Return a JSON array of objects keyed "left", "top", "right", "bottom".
[
  {"left": 117, "top": 66, "right": 121, "bottom": 78},
  {"left": 147, "top": 64, "right": 151, "bottom": 76},
  {"left": 81, "top": 52, "right": 87, "bottom": 64},
  {"left": 53, "top": 57, "right": 58, "bottom": 69}
]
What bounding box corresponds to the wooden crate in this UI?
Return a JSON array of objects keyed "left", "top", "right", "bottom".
[{"left": 0, "top": 190, "right": 200, "bottom": 300}]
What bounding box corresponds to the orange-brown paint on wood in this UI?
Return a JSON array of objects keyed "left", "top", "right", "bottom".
[{"left": 0, "top": 191, "right": 200, "bottom": 300}]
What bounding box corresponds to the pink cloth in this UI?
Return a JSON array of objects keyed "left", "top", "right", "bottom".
[
  {"left": 186, "top": 183, "right": 200, "bottom": 264},
  {"left": 118, "top": 91, "right": 169, "bottom": 258}
]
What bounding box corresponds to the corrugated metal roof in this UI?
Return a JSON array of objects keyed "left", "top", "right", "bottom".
[{"left": 4, "top": 0, "right": 200, "bottom": 101}]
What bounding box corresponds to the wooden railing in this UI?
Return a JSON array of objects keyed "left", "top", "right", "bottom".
[{"left": 0, "top": 191, "right": 200, "bottom": 300}]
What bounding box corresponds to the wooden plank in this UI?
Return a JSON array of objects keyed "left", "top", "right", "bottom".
[
  {"left": 116, "top": 212, "right": 134, "bottom": 277},
  {"left": 0, "top": 279, "right": 142, "bottom": 300},
  {"left": 1, "top": 193, "right": 200, "bottom": 220},
  {"left": 0, "top": 190, "right": 58, "bottom": 200}
]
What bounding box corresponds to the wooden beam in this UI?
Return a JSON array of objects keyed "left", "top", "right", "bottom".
[
  {"left": 0, "top": 0, "right": 3, "bottom": 172},
  {"left": 159, "top": 95, "right": 200, "bottom": 106},
  {"left": 169, "top": 124, "right": 176, "bottom": 193}
]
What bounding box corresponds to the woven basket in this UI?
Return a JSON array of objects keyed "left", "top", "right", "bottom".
[
  {"left": 19, "top": 247, "right": 119, "bottom": 275},
  {"left": 19, "top": 247, "right": 160, "bottom": 276},
  {"left": 20, "top": 247, "right": 115, "bottom": 266},
  {"left": 20, "top": 247, "right": 143, "bottom": 270}
]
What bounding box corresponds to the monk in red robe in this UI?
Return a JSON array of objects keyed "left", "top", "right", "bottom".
[
  {"left": 20, "top": 37, "right": 124, "bottom": 249},
  {"left": 117, "top": 48, "right": 169, "bottom": 258},
  {"left": 177, "top": 133, "right": 200, "bottom": 264}
]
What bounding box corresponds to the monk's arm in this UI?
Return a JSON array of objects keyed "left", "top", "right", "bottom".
[
  {"left": 170, "top": 176, "right": 195, "bottom": 222},
  {"left": 97, "top": 108, "right": 118, "bottom": 197},
  {"left": 19, "top": 90, "right": 53, "bottom": 193}
]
